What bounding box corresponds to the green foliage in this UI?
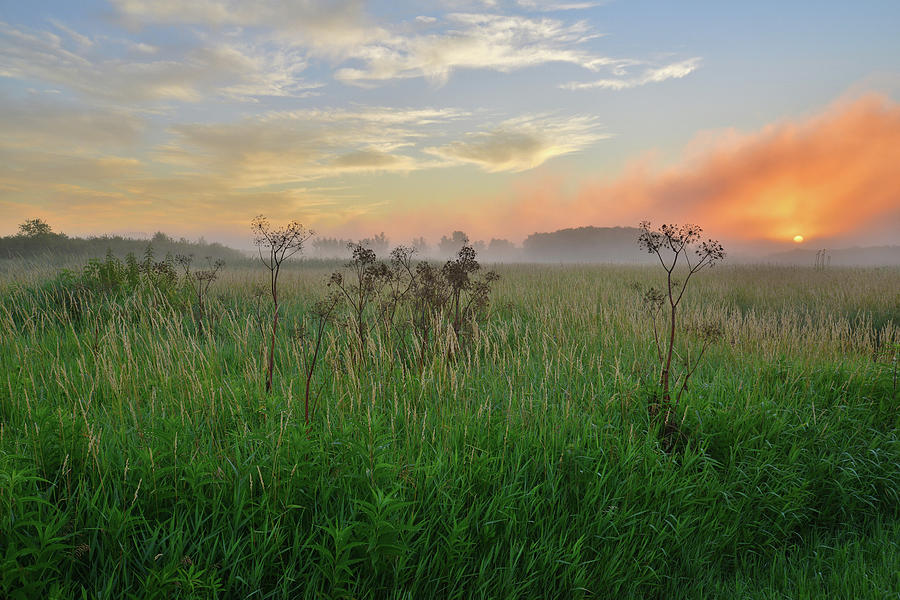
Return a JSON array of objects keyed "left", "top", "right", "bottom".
[
  {"left": 0, "top": 261, "right": 897, "bottom": 598},
  {"left": 79, "top": 249, "right": 177, "bottom": 295},
  {"left": 0, "top": 463, "right": 72, "bottom": 599},
  {"left": 0, "top": 223, "right": 242, "bottom": 262},
  {"left": 17, "top": 218, "right": 56, "bottom": 238}
]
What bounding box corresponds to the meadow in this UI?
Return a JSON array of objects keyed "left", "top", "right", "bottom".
[{"left": 1, "top": 253, "right": 898, "bottom": 599}]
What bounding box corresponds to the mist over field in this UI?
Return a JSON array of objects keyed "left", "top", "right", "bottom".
[{"left": 4, "top": 222, "right": 899, "bottom": 267}]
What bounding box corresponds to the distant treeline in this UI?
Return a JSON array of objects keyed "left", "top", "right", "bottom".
[
  {"left": 5, "top": 219, "right": 735, "bottom": 264},
  {"left": 1, "top": 219, "right": 244, "bottom": 262},
  {"left": 312, "top": 226, "right": 648, "bottom": 263},
  {"left": 522, "top": 226, "right": 646, "bottom": 262}
]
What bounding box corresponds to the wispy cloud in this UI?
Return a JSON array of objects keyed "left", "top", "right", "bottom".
[
  {"left": 0, "top": 21, "right": 319, "bottom": 103},
  {"left": 428, "top": 114, "right": 609, "bottom": 171},
  {"left": 438, "top": 0, "right": 601, "bottom": 10},
  {"left": 13, "top": 3, "right": 700, "bottom": 95},
  {"left": 334, "top": 13, "right": 617, "bottom": 85},
  {"left": 158, "top": 107, "right": 471, "bottom": 185},
  {"left": 110, "top": 0, "right": 380, "bottom": 51},
  {"left": 0, "top": 96, "right": 145, "bottom": 150},
  {"left": 516, "top": 1, "right": 604, "bottom": 11},
  {"left": 562, "top": 57, "right": 701, "bottom": 90},
  {"left": 111, "top": 1, "right": 636, "bottom": 87}
]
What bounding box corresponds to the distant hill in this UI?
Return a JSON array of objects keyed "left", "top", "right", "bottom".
[
  {"left": 765, "top": 245, "right": 900, "bottom": 266},
  {"left": 522, "top": 226, "right": 649, "bottom": 263}
]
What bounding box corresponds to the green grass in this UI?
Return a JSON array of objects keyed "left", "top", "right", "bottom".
[{"left": 1, "top": 261, "right": 898, "bottom": 598}]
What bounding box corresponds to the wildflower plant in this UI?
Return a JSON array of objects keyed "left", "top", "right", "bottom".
[
  {"left": 328, "top": 243, "right": 392, "bottom": 355},
  {"left": 252, "top": 215, "right": 313, "bottom": 393},
  {"left": 442, "top": 242, "right": 500, "bottom": 336},
  {"left": 175, "top": 254, "right": 224, "bottom": 335},
  {"left": 637, "top": 221, "right": 725, "bottom": 439}
]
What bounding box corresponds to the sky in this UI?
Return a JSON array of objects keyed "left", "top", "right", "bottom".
[{"left": 1, "top": 0, "right": 899, "bottom": 253}]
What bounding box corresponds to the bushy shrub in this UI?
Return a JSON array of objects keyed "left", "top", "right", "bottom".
[{"left": 7, "top": 246, "right": 190, "bottom": 327}]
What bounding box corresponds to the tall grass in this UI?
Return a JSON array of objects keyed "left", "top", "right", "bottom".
[{"left": 1, "top": 262, "right": 898, "bottom": 598}]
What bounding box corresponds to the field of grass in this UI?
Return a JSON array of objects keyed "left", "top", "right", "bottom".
[{"left": 1, "top": 258, "right": 898, "bottom": 598}]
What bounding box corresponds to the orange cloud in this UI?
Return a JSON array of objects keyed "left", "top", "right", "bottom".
[
  {"left": 641, "top": 93, "right": 900, "bottom": 245},
  {"left": 368, "top": 94, "right": 900, "bottom": 249}
]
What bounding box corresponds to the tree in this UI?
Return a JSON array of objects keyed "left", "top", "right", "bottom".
[
  {"left": 17, "top": 218, "right": 54, "bottom": 237},
  {"left": 637, "top": 221, "right": 725, "bottom": 439},
  {"left": 252, "top": 215, "right": 314, "bottom": 394},
  {"left": 410, "top": 236, "right": 429, "bottom": 255},
  {"left": 438, "top": 231, "right": 469, "bottom": 257},
  {"left": 313, "top": 236, "right": 354, "bottom": 257},
  {"left": 486, "top": 238, "right": 516, "bottom": 261},
  {"left": 360, "top": 232, "right": 389, "bottom": 255}
]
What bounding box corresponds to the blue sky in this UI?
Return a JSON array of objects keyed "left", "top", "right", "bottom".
[{"left": 1, "top": 0, "right": 898, "bottom": 248}]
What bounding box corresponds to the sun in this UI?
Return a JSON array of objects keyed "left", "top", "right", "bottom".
[{"left": 793, "top": 235, "right": 804, "bottom": 243}]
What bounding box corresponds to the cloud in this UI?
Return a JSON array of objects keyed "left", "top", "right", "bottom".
[
  {"left": 35, "top": 3, "right": 693, "bottom": 93},
  {"left": 333, "top": 13, "right": 621, "bottom": 85},
  {"left": 0, "top": 21, "right": 318, "bottom": 103},
  {"left": 516, "top": 1, "right": 604, "bottom": 10},
  {"left": 110, "top": 0, "right": 379, "bottom": 51},
  {"left": 331, "top": 150, "right": 407, "bottom": 169},
  {"left": 428, "top": 115, "right": 609, "bottom": 171},
  {"left": 456, "top": 94, "right": 900, "bottom": 246},
  {"left": 562, "top": 57, "right": 701, "bottom": 90},
  {"left": 159, "top": 106, "right": 470, "bottom": 186},
  {"left": 0, "top": 93, "right": 619, "bottom": 239},
  {"left": 0, "top": 96, "right": 145, "bottom": 150},
  {"left": 13, "top": 102, "right": 601, "bottom": 197},
  {"left": 0, "top": 97, "right": 467, "bottom": 235},
  {"left": 0, "top": 95, "right": 149, "bottom": 216},
  {"left": 437, "top": 0, "right": 601, "bottom": 10},
  {"left": 328, "top": 95, "right": 900, "bottom": 248},
  {"left": 0, "top": 130, "right": 385, "bottom": 238},
  {"left": 49, "top": 19, "right": 94, "bottom": 49}
]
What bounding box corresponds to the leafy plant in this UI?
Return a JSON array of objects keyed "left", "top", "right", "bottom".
[
  {"left": 355, "top": 487, "right": 416, "bottom": 573},
  {"left": 313, "top": 521, "right": 364, "bottom": 598},
  {"left": 0, "top": 468, "right": 71, "bottom": 598},
  {"left": 329, "top": 243, "right": 392, "bottom": 355},
  {"left": 442, "top": 242, "right": 499, "bottom": 336}
]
